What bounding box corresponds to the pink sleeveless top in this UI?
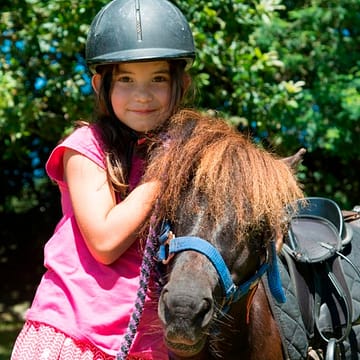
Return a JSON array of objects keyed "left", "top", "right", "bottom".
[{"left": 26, "top": 125, "right": 167, "bottom": 359}]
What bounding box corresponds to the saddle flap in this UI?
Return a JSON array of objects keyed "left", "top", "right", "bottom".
[{"left": 315, "top": 258, "right": 353, "bottom": 332}]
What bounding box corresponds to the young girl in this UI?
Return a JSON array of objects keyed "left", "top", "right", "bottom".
[{"left": 11, "top": 0, "right": 195, "bottom": 359}]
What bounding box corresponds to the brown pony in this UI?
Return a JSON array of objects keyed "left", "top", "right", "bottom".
[{"left": 143, "top": 109, "right": 304, "bottom": 359}]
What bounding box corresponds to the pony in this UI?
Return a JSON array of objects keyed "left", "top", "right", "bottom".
[{"left": 143, "top": 109, "right": 304, "bottom": 359}]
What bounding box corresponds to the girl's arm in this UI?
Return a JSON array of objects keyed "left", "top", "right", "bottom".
[{"left": 63, "top": 148, "right": 158, "bottom": 265}]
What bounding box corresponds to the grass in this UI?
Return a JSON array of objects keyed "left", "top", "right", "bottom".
[
  {"left": 0, "top": 323, "right": 22, "bottom": 360},
  {"left": 0, "top": 302, "right": 28, "bottom": 360}
]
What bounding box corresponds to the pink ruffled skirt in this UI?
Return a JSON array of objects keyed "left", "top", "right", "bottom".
[{"left": 11, "top": 321, "right": 152, "bottom": 360}]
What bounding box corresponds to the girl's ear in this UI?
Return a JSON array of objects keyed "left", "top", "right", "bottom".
[
  {"left": 92, "top": 74, "right": 102, "bottom": 94},
  {"left": 183, "top": 73, "right": 191, "bottom": 92}
]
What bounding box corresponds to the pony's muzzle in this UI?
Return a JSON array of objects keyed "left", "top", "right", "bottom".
[{"left": 158, "top": 286, "right": 214, "bottom": 342}]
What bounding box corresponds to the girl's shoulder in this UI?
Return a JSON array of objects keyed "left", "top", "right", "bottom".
[
  {"left": 63, "top": 124, "right": 104, "bottom": 150},
  {"left": 46, "top": 123, "right": 105, "bottom": 182}
]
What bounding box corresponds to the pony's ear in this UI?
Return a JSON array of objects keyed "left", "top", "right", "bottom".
[{"left": 282, "top": 148, "right": 306, "bottom": 169}]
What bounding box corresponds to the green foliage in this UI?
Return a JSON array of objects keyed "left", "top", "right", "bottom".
[
  {"left": 252, "top": 0, "right": 360, "bottom": 207},
  {"left": 1, "top": 0, "right": 359, "bottom": 213},
  {"left": 0, "top": 0, "right": 105, "bottom": 212},
  {"left": 177, "top": 0, "right": 303, "bottom": 138}
]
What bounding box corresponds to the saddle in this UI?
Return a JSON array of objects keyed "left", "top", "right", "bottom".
[{"left": 265, "top": 197, "right": 360, "bottom": 360}]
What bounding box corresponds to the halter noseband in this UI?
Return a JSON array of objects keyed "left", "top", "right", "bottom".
[{"left": 157, "top": 225, "right": 285, "bottom": 312}]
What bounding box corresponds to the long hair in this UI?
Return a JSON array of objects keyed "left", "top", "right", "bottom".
[{"left": 143, "top": 109, "right": 304, "bottom": 242}]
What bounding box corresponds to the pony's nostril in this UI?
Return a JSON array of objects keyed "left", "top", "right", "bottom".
[
  {"left": 197, "top": 298, "right": 213, "bottom": 328},
  {"left": 199, "top": 298, "right": 211, "bottom": 315},
  {"left": 158, "top": 289, "right": 170, "bottom": 324}
]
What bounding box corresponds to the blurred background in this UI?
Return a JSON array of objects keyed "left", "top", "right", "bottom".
[{"left": 0, "top": 0, "right": 359, "bottom": 357}]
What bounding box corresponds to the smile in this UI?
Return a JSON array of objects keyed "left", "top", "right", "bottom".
[{"left": 130, "top": 109, "right": 156, "bottom": 114}]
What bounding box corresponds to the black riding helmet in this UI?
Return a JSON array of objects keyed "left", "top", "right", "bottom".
[{"left": 86, "top": 0, "right": 196, "bottom": 74}]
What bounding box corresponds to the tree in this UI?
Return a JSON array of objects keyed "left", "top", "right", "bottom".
[
  {"left": 0, "top": 0, "right": 103, "bottom": 214},
  {"left": 174, "top": 0, "right": 360, "bottom": 208},
  {"left": 253, "top": 0, "right": 360, "bottom": 207}
]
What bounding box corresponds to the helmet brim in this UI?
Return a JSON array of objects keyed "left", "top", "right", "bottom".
[{"left": 87, "top": 48, "right": 195, "bottom": 73}]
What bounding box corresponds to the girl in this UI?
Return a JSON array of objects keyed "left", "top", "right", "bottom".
[{"left": 11, "top": 0, "right": 195, "bottom": 359}]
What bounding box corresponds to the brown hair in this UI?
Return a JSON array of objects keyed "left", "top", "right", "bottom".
[{"left": 93, "top": 60, "right": 193, "bottom": 199}]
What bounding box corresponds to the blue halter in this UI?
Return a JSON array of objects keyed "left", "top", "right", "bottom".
[{"left": 157, "top": 224, "right": 285, "bottom": 310}]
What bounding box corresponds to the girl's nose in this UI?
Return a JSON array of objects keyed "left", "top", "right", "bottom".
[{"left": 134, "top": 85, "right": 153, "bottom": 102}]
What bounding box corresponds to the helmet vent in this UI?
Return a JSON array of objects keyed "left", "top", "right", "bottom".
[{"left": 135, "top": 0, "right": 143, "bottom": 42}]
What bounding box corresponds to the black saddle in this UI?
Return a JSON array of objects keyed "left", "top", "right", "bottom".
[{"left": 265, "top": 197, "right": 360, "bottom": 360}]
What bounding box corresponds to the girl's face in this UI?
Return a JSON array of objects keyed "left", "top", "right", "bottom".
[{"left": 110, "top": 61, "right": 172, "bottom": 133}]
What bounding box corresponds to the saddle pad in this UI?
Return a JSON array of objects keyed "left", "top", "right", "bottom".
[
  {"left": 340, "top": 225, "right": 360, "bottom": 356},
  {"left": 263, "top": 267, "right": 309, "bottom": 359},
  {"left": 271, "top": 224, "right": 360, "bottom": 359}
]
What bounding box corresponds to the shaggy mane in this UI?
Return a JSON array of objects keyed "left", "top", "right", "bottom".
[{"left": 144, "top": 109, "right": 303, "bottom": 241}]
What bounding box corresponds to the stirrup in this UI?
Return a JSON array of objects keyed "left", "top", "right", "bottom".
[{"left": 325, "top": 338, "right": 339, "bottom": 360}]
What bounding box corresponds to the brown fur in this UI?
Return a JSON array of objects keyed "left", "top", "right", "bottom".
[{"left": 144, "top": 109, "right": 303, "bottom": 240}]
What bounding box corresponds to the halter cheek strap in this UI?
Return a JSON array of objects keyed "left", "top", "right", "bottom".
[{"left": 267, "top": 241, "right": 286, "bottom": 303}]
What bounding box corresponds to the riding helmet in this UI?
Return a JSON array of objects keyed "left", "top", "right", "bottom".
[{"left": 86, "top": 0, "right": 195, "bottom": 73}]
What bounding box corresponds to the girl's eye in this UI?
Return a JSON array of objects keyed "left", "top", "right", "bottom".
[
  {"left": 118, "top": 76, "right": 132, "bottom": 83},
  {"left": 153, "top": 75, "right": 169, "bottom": 83}
]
